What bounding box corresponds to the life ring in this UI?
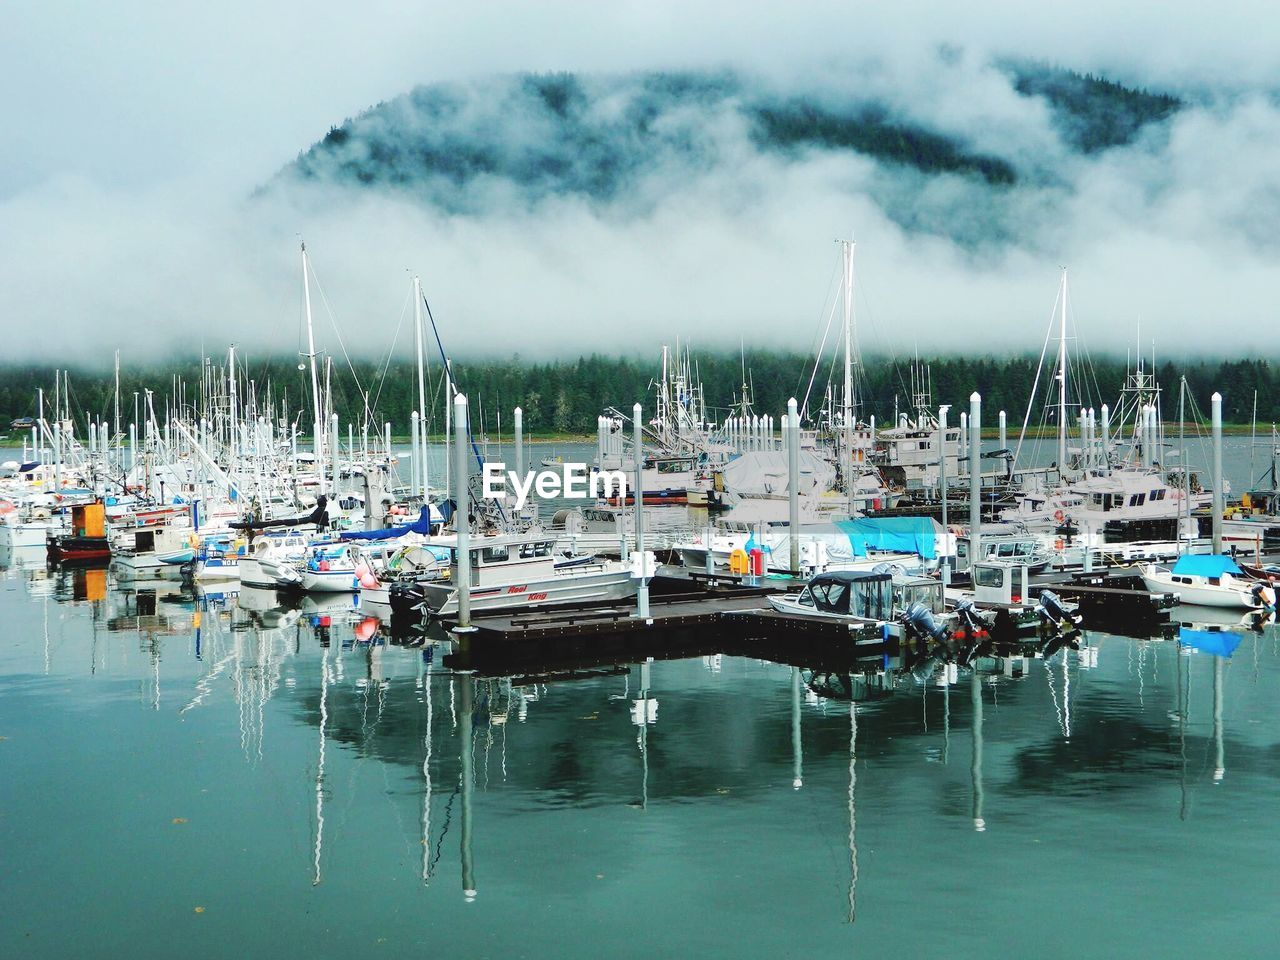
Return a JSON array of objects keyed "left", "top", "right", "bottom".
[{"left": 1054, "top": 510, "right": 1065, "bottom": 523}]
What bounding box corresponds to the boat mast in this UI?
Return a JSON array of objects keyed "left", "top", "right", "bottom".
[
  {"left": 841, "top": 238, "right": 856, "bottom": 515},
  {"left": 1178, "top": 376, "right": 1186, "bottom": 555},
  {"left": 228, "top": 344, "right": 238, "bottom": 463},
  {"left": 413, "top": 275, "right": 429, "bottom": 500},
  {"left": 301, "top": 242, "right": 323, "bottom": 480},
  {"left": 113, "top": 350, "right": 121, "bottom": 465},
  {"left": 1057, "top": 269, "right": 1069, "bottom": 477}
]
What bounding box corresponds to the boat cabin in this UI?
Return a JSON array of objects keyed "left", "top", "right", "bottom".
[
  {"left": 448, "top": 535, "right": 561, "bottom": 586},
  {"left": 894, "top": 575, "right": 945, "bottom": 615},
  {"left": 794, "top": 571, "right": 894, "bottom": 620},
  {"left": 71, "top": 502, "right": 106, "bottom": 539},
  {"left": 972, "top": 560, "right": 1032, "bottom": 606},
  {"left": 956, "top": 536, "right": 1045, "bottom": 573}
]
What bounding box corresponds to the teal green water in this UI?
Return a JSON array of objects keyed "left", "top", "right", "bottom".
[{"left": 2, "top": 558, "right": 1279, "bottom": 958}]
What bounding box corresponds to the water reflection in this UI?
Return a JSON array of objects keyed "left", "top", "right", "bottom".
[{"left": 2, "top": 557, "right": 1279, "bottom": 943}]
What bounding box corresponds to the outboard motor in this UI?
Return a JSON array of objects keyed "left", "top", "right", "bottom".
[
  {"left": 1250, "top": 581, "right": 1276, "bottom": 610},
  {"left": 898, "top": 601, "right": 950, "bottom": 644},
  {"left": 951, "top": 598, "right": 991, "bottom": 666},
  {"left": 954, "top": 598, "right": 988, "bottom": 635},
  {"left": 1035, "top": 589, "right": 1082, "bottom": 629}
]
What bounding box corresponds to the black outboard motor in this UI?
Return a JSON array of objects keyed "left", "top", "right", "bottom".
[
  {"left": 953, "top": 598, "right": 988, "bottom": 635},
  {"left": 1035, "top": 589, "right": 1082, "bottom": 629},
  {"left": 952, "top": 598, "right": 991, "bottom": 666},
  {"left": 899, "top": 601, "right": 950, "bottom": 644}
]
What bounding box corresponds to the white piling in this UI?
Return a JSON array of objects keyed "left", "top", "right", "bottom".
[
  {"left": 788, "top": 398, "right": 801, "bottom": 574},
  {"left": 1100, "top": 404, "right": 1110, "bottom": 469},
  {"left": 514, "top": 407, "right": 524, "bottom": 481},
  {"left": 634, "top": 402, "right": 650, "bottom": 619},
  {"left": 939, "top": 405, "right": 951, "bottom": 588},
  {"left": 969, "top": 393, "right": 981, "bottom": 564},
  {"left": 1212, "top": 392, "right": 1223, "bottom": 553},
  {"left": 453, "top": 394, "right": 474, "bottom": 632}
]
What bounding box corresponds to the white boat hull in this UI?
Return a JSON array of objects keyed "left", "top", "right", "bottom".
[
  {"left": 300, "top": 567, "right": 359, "bottom": 593},
  {"left": 0, "top": 520, "right": 59, "bottom": 549},
  {"left": 1140, "top": 567, "right": 1261, "bottom": 609},
  {"left": 239, "top": 557, "right": 303, "bottom": 590},
  {"left": 195, "top": 558, "right": 241, "bottom": 582},
  {"left": 424, "top": 566, "right": 638, "bottom": 616}
]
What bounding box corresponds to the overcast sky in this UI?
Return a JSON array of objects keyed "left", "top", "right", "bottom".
[{"left": 3, "top": 1, "right": 1279, "bottom": 363}]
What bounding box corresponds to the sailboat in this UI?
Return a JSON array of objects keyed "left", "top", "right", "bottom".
[{"left": 1140, "top": 554, "right": 1271, "bottom": 609}]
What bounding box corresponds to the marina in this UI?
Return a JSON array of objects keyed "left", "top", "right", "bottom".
[{"left": 7, "top": 10, "right": 1280, "bottom": 955}]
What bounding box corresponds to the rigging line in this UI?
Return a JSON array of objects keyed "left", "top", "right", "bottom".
[
  {"left": 368, "top": 287, "right": 414, "bottom": 423},
  {"left": 418, "top": 289, "right": 506, "bottom": 522},
  {"left": 796, "top": 252, "right": 845, "bottom": 405},
  {"left": 801, "top": 285, "right": 842, "bottom": 422},
  {"left": 1012, "top": 283, "right": 1062, "bottom": 467},
  {"left": 306, "top": 255, "right": 368, "bottom": 403}
]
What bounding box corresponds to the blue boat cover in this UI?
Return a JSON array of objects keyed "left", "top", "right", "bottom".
[
  {"left": 340, "top": 506, "right": 434, "bottom": 541},
  {"left": 1179, "top": 627, "right": 1243, "bottom": 658},
  {"left": 1171, "top": 554, "right": 1242, "bottom": 578},
  {"left": 836, "top": 517, "right": 937, "bottom": 560}
]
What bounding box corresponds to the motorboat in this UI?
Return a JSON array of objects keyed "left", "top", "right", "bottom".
[
  {"left": 418, "top": 534, "right": 639, "bottom": 617},
  {"left": 299, "top": 542, "right": 363, "bottom": 593},
  {"left": 238, "top": 530, "right": 311, "bottom": 590}
]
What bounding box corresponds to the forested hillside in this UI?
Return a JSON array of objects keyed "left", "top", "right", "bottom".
[{"left": 1, "top": 353, "right": 1272, "bottom": 439}]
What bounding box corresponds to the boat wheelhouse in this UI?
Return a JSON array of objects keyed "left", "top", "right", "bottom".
[{"left": 420, "top": 534, "right": 638, "bottom": 617}]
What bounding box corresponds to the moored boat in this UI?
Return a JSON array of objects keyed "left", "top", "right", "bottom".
[{"left": 1140, "top": 554, "right": 1271, "bottom": 610}]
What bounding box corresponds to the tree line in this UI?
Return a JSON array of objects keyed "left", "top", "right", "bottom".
[{"left": 0, "top": 353, "right": 1276, "bottom": 440}]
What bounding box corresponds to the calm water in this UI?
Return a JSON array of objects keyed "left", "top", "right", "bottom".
[{"left": 2, "top": 554, "right": 1279, "bottom": 959}]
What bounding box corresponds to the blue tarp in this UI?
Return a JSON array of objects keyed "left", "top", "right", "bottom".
[
  {"left": 1179, "top": 627, "right": 1243, "bottom": 658},
  {"left": 836, "top": 517, "right": 938, "bottom": 560},
  {"left": 340, "top": 506, "right": 434, "bottom": 541},
  {"left": 1171, "top": 554, "right": 1242, "bottom": 578}
]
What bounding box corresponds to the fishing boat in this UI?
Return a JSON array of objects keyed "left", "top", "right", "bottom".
[
  {"left": 110, "top": 524, "right": 197, "bottom": 579},
  {"left": 46, "top": 501, "right": 111, "bottom": 563},
  {"left": 1140, "top": 554, "right": 1271, "bottom": 609},
  {"left": 356, "top": 542, "right": 449, "bottom": 605},
  {"left": 191, "top": 534, "right": 249, "bottom": 583},
  {"left": 298, "top": 542, "right": 363, "bottom": 593},
  {"left": 418, "top": 533, "right": 638, "bottom": 617},
  {"left": 238, "top": 530, "right": 311, "bottom": 589},
  {"left": 768, "top": 569, "right": 893, "bottom": 619}
]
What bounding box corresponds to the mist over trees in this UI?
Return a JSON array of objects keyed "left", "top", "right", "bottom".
[
  {"left": 277, "top": 63, "right": 1181, "bottom": 224},
  {"left": 1, "top": 353, "right": 1275, "bottom": 439}
]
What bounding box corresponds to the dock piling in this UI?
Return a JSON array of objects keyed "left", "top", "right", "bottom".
[
  {"left": 1212, "top": 392, "right": 1223, "bottom": 553},
  {"left": 970, "top": 393, "right": 981, "bottom": 563},
  {"left": 634, "top": 403, "right": 650, "bottom": 620},
  {"left": 788, "top": 398, "right": 800, "bottom": 574},
  {"left": 453, "top": 394, "right": 475, "bottom": 633}
]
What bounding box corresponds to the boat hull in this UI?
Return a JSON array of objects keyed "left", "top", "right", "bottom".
[
  {"left": 1140, "top": 569, "right": 1261, "bottom": 609},
  {"left": 300, "top": 568, "right": 359, "bottom": 593},
  {"left": 424, "top": 567, "right": 638, "bottom": 616},
  {"left": 48, "top": 536, "right": 111, "bottom": 562}
]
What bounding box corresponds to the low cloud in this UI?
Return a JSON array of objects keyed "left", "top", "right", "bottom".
[{"left": 2, "top": 28, "right": 1280, "bottom": 364}]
